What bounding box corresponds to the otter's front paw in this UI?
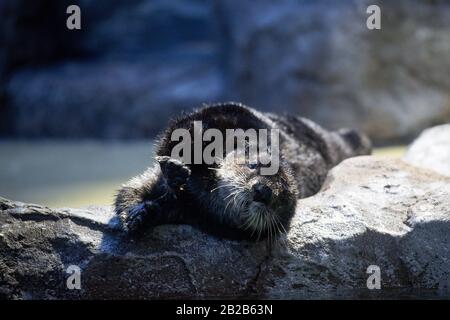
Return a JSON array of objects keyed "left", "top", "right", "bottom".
[
  {"left": 156, "top": 156, "right": 191, "bottom": 189},
  {"left": 119, "top": 201, "right": 161, "bottom": 233}
]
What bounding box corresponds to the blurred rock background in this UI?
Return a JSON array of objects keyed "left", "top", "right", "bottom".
[{"left": 1, "top": 0, "right": 449, "bottom": 144}]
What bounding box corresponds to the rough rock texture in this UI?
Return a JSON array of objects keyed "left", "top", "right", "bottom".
[
  {"left": 220, "top": 0, "right": 450, "bottom": 143},
  {"left": 0, "top": 0, "right": 223, "bottom": 138},
  {"left": 404, "top": 124, "right": 450, "bottom": 177},
  {"left": 1, "top": 156, "right": 449, "bottom": 299},
  {"left": 2, "top": 0, "right": 450, "bottom": 142}
]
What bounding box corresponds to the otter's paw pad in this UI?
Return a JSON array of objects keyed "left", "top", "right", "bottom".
[
  {"left": 120, "top": 201, "right": 160, "bottom": 233},
  {"left": 156, "top": 156, "right": 191, "bottom": 189}
]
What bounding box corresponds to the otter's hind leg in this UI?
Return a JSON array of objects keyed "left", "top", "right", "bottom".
[
  {"left": 336, "top": 128, "right": 372, "bottom": 157},
  {"left": 114, "top": 157, "right": 191, "bottom": 233}
]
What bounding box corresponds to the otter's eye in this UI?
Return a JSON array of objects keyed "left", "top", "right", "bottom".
[{"left": 248, "top": 163, "right": 258, "bottom": 170}]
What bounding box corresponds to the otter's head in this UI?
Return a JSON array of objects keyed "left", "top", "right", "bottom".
[{"left": 211, "top": 150, "right": 298, "bottom": 241}]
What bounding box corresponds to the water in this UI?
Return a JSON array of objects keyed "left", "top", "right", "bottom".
[
  {"left": 0, "top": 140, "right": 154, "bottom": 207},
  {"left": 0, "top": 140, "right": 405, "bottom": 208}
]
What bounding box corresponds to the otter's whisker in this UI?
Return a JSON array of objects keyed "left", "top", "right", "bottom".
[
  {"left": 256, "top": 211, "right": 264, "bottom": 241},
  {"left": 270, "top": 213, "right": 277, "bottom": 244},
  {"left": 240, "top": 211, "right": 256, "bottom": 231},
  {"left": 247, "top": 213, "right": 259, "bottom": 238},
  {"left": 271, "top": 214, "right": 281, "bottom": 244},
  {"left": 266, "top": 214, "right": 272, "bottom": 245},
  {"left": 210, "top": 183, "right": 235, "bottom": 193},
  {"left": 224, "top": 190, "right": 240, "bottom": 200},
  {"left": 224, "top": 194, "right": 238, "bottom": 215},
  {"left": 273, "top": 218, "right": 283, "bottom": 236},
  {"left": 257, "top": 214, "right": 264, "bottom": 241},
  {"left": 274, "top": 214, "right": 286, "bottom": 235}
]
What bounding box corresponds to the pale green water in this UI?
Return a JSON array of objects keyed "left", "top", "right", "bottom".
[
  {"left": 0, "top": 140, "right": 406, "bottom": 208},
  {"left": 0, "top": 140, "right": 154, "bottom": 207}
]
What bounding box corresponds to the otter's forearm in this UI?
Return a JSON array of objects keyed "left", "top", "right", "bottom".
[
  {"left": 115, "top": 165, "right": 178, "bottom": 232},
  {"left": 115, "top": 166, "right": 164, "bottom": 213}
]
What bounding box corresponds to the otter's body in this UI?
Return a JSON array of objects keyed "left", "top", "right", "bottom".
[{"left": 115, "top": 103, "right": 371, "bottom": 240}]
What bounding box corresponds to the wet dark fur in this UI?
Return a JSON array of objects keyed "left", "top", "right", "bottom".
[{"left": 115, "top": 102, "right": 371, "bottom": 240}]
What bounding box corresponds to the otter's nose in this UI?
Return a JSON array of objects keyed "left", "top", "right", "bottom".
[{"left": 252, "top": 183, "right": 272, "bottom": 204}]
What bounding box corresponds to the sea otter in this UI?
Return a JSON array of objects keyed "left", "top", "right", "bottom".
[{"left": 114, "top": 102, "right": 371, "bottom": 241}]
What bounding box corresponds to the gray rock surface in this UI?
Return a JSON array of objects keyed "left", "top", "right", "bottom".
[
  {"left": 2, "top": 0, "right": 450, "bottom": 142},
  {"left": 6, "top": 60, "right": 222, "bottom": 138},
  {"left": 404, "top": 124, "right": 450, "bottom": 177},
  {"left": 220, "top": 0, "right": 450, "bottom": 143},
  {"left": 1, "top": 156, "right": 449, "bottom": 299}
]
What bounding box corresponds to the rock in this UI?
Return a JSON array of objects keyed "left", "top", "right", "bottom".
[
  {"left": 0, "top": 0, "right": 83, "bottom": 76},
  {"left": 404, "top": 124, "right": 450, "bottom": 177},
  {"left": 1, "top": 156, "right": 449, "bottom": 299},
  {"left": 2, "top": 0, "right": 450, "bottom": 142},
  {"left": 264, "top": 157, "right": 450, "bottom": 298},
  {"left": 1, "top": 0, "right": 223, "bottom": 138},
  {"left": 6, "top": 60, "right": 222, "bottom": 138},
  {"left": 220, "top": 0, "right": 450, "bottom": 143}
]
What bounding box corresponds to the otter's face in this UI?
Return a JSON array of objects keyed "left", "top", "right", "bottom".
[{"left": 212, "top": 151, "right": 298, "bottom": 241}]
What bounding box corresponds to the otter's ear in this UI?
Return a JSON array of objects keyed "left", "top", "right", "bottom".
[{"left": 155, "top": 156, "right": 191, "bottom": 189}]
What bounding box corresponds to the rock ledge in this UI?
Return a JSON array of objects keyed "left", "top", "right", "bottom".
[{"left": 1, "top": 157, "right": 449, "bottom": 299}]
